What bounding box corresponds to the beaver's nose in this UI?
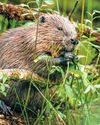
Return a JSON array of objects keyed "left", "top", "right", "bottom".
[{"left": 71, "top": 39, "right": 79, "bottom": 45}]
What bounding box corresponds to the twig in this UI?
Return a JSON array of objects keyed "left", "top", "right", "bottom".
[
  {"left": 0, "top": 2, "right": 37, "bottom": 20},
  {"left": 0, "top": 69, "right": 42, "bottom": 81},
  {"left": 68, "top": 0, "right": 78, "bottom": 19}
]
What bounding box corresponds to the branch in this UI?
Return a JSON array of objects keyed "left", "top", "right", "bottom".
[
  {"left": 84, "top": 26, "right": 100, "bottom": 45},
  {"left": 68, "top": 0, "right": 78, "bottom": 19},
  {"left": 0, "top": 69, "right": 43, "bottom": 81},
  {"left": 0, "top": 2, "right": 37, "bottom": 21}
]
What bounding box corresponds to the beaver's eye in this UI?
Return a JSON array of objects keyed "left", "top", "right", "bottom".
[
  {"left": 57, "top": 27, "right": 63, "bottom": 31},
  {"left": 39, "top": 15, "right": 46, "bottom": 23}
]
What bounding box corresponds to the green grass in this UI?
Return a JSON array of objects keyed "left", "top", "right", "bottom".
[{"left": 0, "top": 0, "right": 100, "bottom": 125}]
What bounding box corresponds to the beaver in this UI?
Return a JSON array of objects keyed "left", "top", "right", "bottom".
[
  {"left": 0, "top": 13, "right": 77, "bottom": 76},
  {"left": 0, "top": 13, "right": 78, "bottom": 116}
]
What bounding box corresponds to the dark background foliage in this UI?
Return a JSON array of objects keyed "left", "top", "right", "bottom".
[{"left": 0, "top": 0, "right": 100, "bottom": 26}]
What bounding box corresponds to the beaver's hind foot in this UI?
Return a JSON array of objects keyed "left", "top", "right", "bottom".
[{"left": 0, "top": 100, "right": 12, "bottom": 116}]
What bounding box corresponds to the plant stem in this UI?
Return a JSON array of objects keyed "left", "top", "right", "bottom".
[
  {"left": 56, "top": 0, "right": 60, "bottom": 12},
  {"left": 80, "top": 0, "right": 85, "bottom": 35}
]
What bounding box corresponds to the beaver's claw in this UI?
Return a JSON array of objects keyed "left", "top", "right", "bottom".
[
  {"left": 0, "top": 100, "right": 12, "bottom": 116},
  {"left": 64, "top": 52, "right": 79, "bottom": 62}
]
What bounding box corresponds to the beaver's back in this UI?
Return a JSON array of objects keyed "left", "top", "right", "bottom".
[{"left": 0, "top": 26, "right": 36, "bottom": 70}]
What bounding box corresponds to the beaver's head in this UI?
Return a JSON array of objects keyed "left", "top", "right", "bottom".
[{"left": 37, "top": 13, "right": 78, "bottom": 56}]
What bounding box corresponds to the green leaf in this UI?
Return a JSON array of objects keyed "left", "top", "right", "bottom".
[
  {"left": 2, "top": 75, "right": 8, "bottom": 84},
  {"left": 77, "top": 55, "right": 86, "bottom": 59},
  {"left": 84, "top": 85, "right": 96, "bottom": 94},
  {"left": 57, "top": 111, "right": 66, "bottom": 118},
  {"left": 96, "top": 28, "right": 100, "bottom": 32},
  {"left": 0, "top": 74, "right": 3, "bottom": 80},
  {"left": 34, "top": 54, "right": 51, "bottom": 63},
  {"left": 57, "top": 85, "right": 66, "bottom": 100},
  {"left": 93, "top": 16, "right": 100, "bottom": 21},
  {"left": 85, "top": 19, "right": 92, "bottom": 25},
  {"left": 20, "top": 4, "right": 29, "bottom": 8},
  {"left": 0, "top": 84, "right": 5, "bottom": 92},
  {"left": 94, "top": 84, "right": 100, "bottom": 89},
  {"left": 50, "top": 66, "right": 65, "bottom": 79},
  {"left": 65, "top": 84, "right": 73, "bottom": 97},
  {"left": 44, "top": 0, "right": 54, "bottom": 5},
  {"left": 82, "top": 71, "right": 91, "bottom": 86},
  {"left": 77, "top": 40, "right": 97, "bottom": 64},
  {"left": 69, "top": 68, "right": 83, "bottom": 76},
  {"left": 93, "top": 10, "right": 100, "bottom": 15}
]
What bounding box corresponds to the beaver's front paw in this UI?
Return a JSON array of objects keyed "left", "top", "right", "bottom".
[
  {"left": 64, "top": 52, "right": 78, "bottom": 62},
  {"left": 64, "top": 52, "right": 74, "bottom": 61}
]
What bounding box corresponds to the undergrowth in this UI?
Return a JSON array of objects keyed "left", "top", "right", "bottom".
[{"left": 0, "top": 0, "right": 100, "bottom": 125}]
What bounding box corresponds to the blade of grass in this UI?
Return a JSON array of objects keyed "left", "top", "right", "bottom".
[{"left": 80, "top": 0, "right": 85, "bottom": 35}]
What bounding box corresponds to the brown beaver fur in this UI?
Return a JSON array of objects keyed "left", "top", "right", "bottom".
[
  {"left": 0, "top": 13, "right": 77, "bottom": 78},
  {"left": 0, "top": 14, "right": 78, "bottom": 119}
]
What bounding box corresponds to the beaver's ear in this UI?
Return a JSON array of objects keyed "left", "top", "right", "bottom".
[{"left": 39, "top": 15, "right": 46, "bottom": 23}]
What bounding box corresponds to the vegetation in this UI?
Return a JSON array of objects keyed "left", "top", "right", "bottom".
[{"left": 0, "top": 0, "right": 100, "bottom": 125}]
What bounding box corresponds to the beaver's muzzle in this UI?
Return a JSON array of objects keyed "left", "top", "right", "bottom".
[{"left": 71, "top": 39, "right": 79, "bottom": 45}]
